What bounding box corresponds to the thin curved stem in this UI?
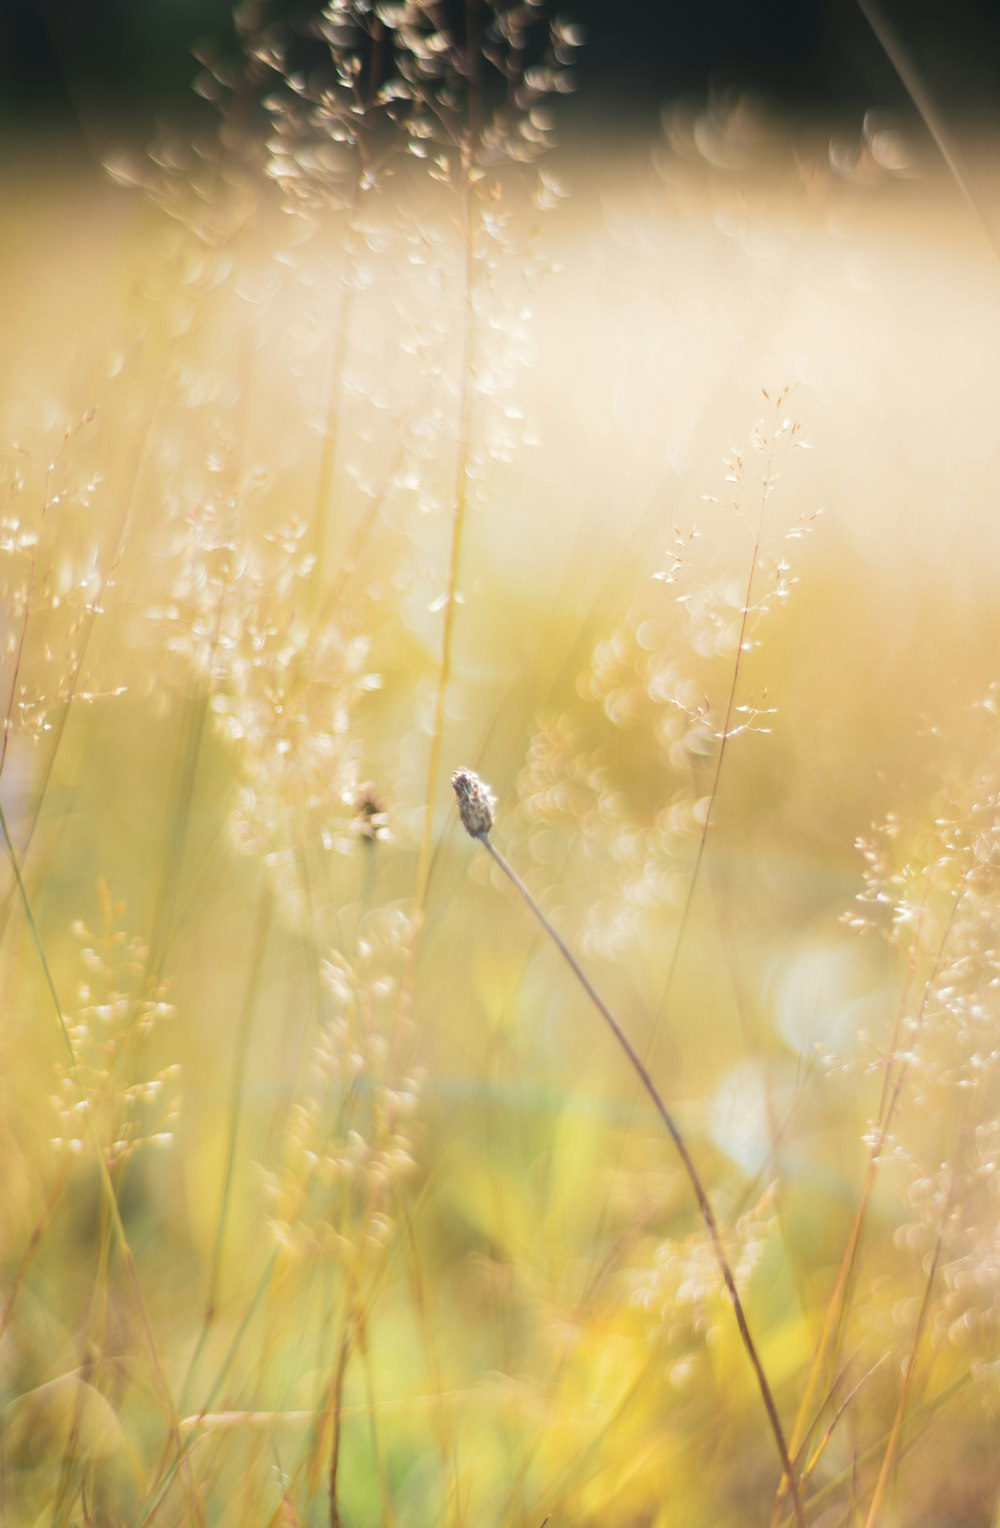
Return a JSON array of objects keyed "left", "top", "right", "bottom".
[{"left": 468, "top": 824, "right": 806, "bottom": 1528}]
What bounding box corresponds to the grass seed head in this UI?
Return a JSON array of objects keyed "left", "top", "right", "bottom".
[{"left": 451, "top": 766, "right": 495, "bottom": 838}]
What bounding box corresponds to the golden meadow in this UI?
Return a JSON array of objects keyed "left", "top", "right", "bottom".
[{"left": 2, "top": 8, "right": 1000, "bottom": 1525}]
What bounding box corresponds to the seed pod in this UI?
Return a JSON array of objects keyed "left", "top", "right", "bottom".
[{"left": 450, "top": 768, "right": 495, "bottom": 838}]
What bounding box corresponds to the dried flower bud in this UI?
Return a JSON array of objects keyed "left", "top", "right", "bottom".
[{"left": 451, "top": 768, "right": 495, "bottom": 838}]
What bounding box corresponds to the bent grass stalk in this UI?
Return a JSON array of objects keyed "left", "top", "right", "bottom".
[{"left": 450, "top": 769, "right": 807, "bottom": 1528}]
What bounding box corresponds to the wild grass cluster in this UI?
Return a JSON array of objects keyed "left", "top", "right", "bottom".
[{"left": 2, "top": 3, "right": 1000, "bottom": 1525}]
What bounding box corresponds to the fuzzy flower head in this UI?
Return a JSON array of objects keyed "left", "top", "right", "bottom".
[{"left": 451, "top": 767, "right": 495, "bottom": 838}]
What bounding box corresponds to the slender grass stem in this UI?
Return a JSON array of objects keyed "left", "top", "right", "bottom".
[
  {"left": 312, "top": 282, "right": 355, "bottom": 587},
  {"left": 0, "top": 1156, "right": 70, "bottom": 1344},
  {"left": 800, "top": 1356, "right": 887, "bottom": 1489},
  {"left": 855, "top": 0, "right": 1000, "bottom": 265},
  {"left": 309, "top": 171, "right": 366, "bottom": 595},
  {"left": 404, "top": 85, "right": 483, "bottom": 1522},
  {"left": 581, "top": 408, "right": 782, "bottom": 1321},
  {"left": 0, "top": 373, "right": 159, "bottom": 954},
  {"left": 179, "top": 884, "right": 273, "bottom": 1413},
  {"left": 654, "top": 412, "right": 777, "bottom": 1033},
  {"left": 862, "top": 1175, "right": 954, "bottom": 1528},
  {"left": 773, "top": 854, "right": 976, "bottom": 1524},
  {"left": 772, "top": 1357, "right": 985, "bottom": 1528},
  {"left": 327, "top": 1304, "right": 355, "bottom": 1528},
  {"left": 205, "top": 883, "right": 272, "bottom": 1320},
  {"left": 413, "top": 167, "right": 478, "bottom": 915},
  {"left": 52, "top": 1201, "right": 116, "bottom": 1528},
  {"left": 357, "top": 1312, "right": 394, "bottom": 1528},
  {"left": 0, "top": 434, "right": 66, "bottom": 788},
  {"left": 397, "top": 1197, "right": 464, "bottom": 1528},
  {"left": 450, "top": 776, "right": 805, "bottom": 1528},
  {"left": 135, "top": 1247, "right": 282, "bottom": 1528},
  {"left": 0, "top": 800, "right": 204, "bottom": 1526}
]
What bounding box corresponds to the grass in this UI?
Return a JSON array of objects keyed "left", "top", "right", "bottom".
[{"left": 2, "top": 5, "right": 1000, "bottom": 1524}]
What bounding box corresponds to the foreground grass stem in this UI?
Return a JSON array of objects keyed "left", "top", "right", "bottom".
[
  {"left": 0, "top": 800, "right": 203, "bottom": 1524},
  {"left": 414, "top": 171, "right": 478, "bottom": 914},
  {"left": 450, "top": 769, "right": 806, "bottom": 1528}
]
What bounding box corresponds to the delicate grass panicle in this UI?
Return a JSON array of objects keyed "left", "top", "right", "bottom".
[
  {"left": 261, "top": 907, "right": 422, "bottom": 1258},
  {"left": 855, "top": 701, "right": 1000, "bottom": 1320},
  {"left": 0, "top": 409, "right": 123, "bottom": 780},
  {"left": 514, "top": 389, "right": 815, "bottom": 960},
  {"left": 631, "top": 1185, "right": 778, "bottom": 1381},
  {"left": 52, "top": 881, "right": 179, "bottom": 1168}
]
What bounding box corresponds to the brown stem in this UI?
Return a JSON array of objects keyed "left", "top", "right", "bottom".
[
  {"left": 862, "top": 1176, "right": 954, "bottom": 1528},
  {"left": 467, "top": 824, "right": 806, "bottom": 1528},
  {"left": 328, "top": 1309, "right": 355, "bottom": 1528},
  {"left": 0, "top": 1156, "right": 70, "bottom": 1344}
]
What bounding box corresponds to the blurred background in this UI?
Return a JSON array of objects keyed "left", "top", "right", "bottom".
[
  {"left": 4, "top": 0, "right": 1000, "bottom": 135},
  {"left": 3, "top": 3, "right": 1000, "bottom": 1527}
]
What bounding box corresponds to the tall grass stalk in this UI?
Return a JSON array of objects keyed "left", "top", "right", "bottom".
[
  {"left": 653, "top": 405, "right": 781, "bottom": 1033},
  {"left": 575, "top": 392, "right": 798, "bottom": 1377},
  {"left": 0, "top": 802, "right": 203, "bottom": 1522},
  {"left": 325, "top": 1301, "right": 356, "bottom": 1528},
  {"left": 0, "top": 1159, "right": 70, "bottom": 1345},
  {"left": 0, "top": 384, "right": 146, "bottom": 949},
  {"left": 302, "top": 119, "right": 378, "bottom": 590},
  {"left": 397, "top": 1196, "right": 463, "bottom": 1526},
  {"left": 311, "top": 241, "right": 357, "bottom": 590},
  {"left": 773, "top": 837, "right": 982, "bottom": 1522},
  {"left": 179, "top": 884, "right": 273, "bottom": 1412},
  {"left": 414, "top": 167, "right": 478, "bottom": 915},
  {"left": 855, "top": 0, "right": 1000, "bottom": 262},
  {"left": 0, "top": 438, "right": 64, "bottom": 783},
  {"left": 451, "top": 769, "right": 807, "bottom": 1528},
  {"left": 862, "top": 1169, "right": 956, "bottom": 1528},
  {"left": 135, "top": 1247, "right": 282, "bottom": 1528}
]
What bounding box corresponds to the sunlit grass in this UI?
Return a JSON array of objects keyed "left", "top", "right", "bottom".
[{"left": 2, "top": 38, "right": 1000, "bottom": 1526}]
